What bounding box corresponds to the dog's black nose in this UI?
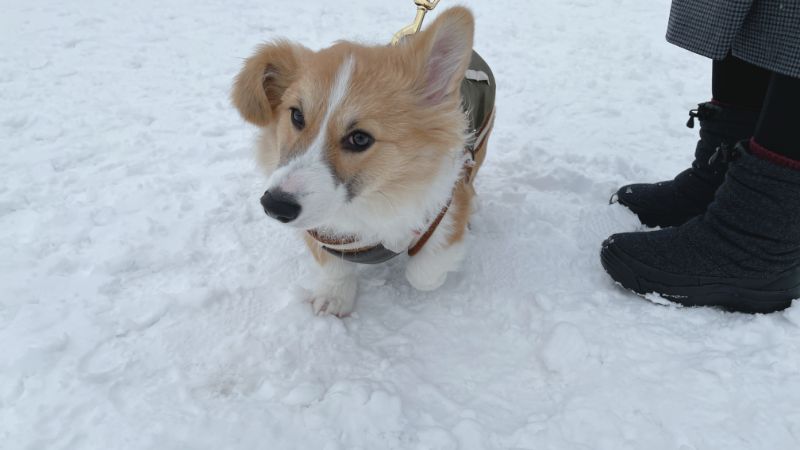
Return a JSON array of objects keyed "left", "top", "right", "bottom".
[{"left": 260, "top": 189, "right": 301, "bottom": 223}]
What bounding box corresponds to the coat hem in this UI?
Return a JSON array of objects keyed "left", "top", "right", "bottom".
[{"left": 665, "top": 33, "right": 730, "bottom": 61}]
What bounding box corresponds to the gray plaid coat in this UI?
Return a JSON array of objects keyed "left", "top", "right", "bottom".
[{"left": 667, "top": 0, "right": 800, "bottom": 77}]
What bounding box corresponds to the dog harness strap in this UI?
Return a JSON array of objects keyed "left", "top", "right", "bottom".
[
  {"left": 407, "top": 197, "right": 452, "bottom": 257},
  {"left": 464, "top": 106, "right": 495, "bottom": 183},
  {"left": 307, "top": 229, "right": 399, "bottom": 264},
  {"left": 321, "top": 244, "right": 401, "bottom": 264},
  {"left": 461, "top": 51, "right": 495, "bottom": 157}
]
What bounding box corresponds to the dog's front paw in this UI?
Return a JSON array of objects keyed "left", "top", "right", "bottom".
[
  {"left": 310, "top": 295, "right": 354, "bottom": 317},
  {"left": 405, "top": 241, "right": 466, "bottom": 291},
  {"left": 309, "top": 277, "right": 357, "bottom": 317},
  {"left": 406, "top": 262, "right": 448, "bottom": 291}
]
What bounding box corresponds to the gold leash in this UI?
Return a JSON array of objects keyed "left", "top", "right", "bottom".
[{"left": 390, "top": 0, "right": 441, "bottom": 45}]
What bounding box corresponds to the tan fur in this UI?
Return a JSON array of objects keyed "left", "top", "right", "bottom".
[
  {"left": 447, "top": 117, "right": 493, "bottom": 245},
  {"left": 231, "top": 41, "right": 312, "bottom": 127},
  {"left": 304, "top": 233, "right": 331, "bottom": 266}
]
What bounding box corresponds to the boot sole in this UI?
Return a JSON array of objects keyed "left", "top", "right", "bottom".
[{"left": 601, "top": 241, "right": 797, "bottom": 314}]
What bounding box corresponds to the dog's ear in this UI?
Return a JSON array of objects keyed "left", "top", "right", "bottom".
[
  {"left": 411, "top": 7, "right": 475, "bottom": 105},
  {"left": 232, "top": 41, "right": 309, "bottom": 127}
]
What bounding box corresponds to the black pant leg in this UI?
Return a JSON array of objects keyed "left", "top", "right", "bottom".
[
  {"left": 712, "top": 55, "right": 771, "bottom": 109},
  {"left": 754, "top": 72, "right": 800, "bottom": 160}
]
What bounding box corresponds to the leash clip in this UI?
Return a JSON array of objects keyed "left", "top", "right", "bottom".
[{"left": 391, "top": 0, "right": 441, "bottom": 46}]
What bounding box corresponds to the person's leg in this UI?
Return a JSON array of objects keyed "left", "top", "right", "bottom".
[
  {"left": 613, "top": 55, "right": 766, "bottom": 227},
  {"left": 601, "top": 71, "right": 800, "bottom": 314},
  {"left": 751, "top": 72, "right": 800, "bottom": 161},
  {"left": 712, "top": 55, "right": 771, "bottom": 109}
]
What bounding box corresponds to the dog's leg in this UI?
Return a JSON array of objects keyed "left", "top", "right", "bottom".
[
  {"left": 405, "top": 236, "right": 466, "bottom": 291},
  {"left": 405, "top": 184, "right": 472, "bottom": 291},
  {"left": 304, "top": 235, "right": 358, "bottom": 317}
]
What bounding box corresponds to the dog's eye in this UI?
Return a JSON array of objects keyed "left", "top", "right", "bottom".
[
  {"left": 290, "top": 108, "right": 305, "bottom": 130},
  {"left": 343, "top": 131, "right": 374, "bottom": 152}
]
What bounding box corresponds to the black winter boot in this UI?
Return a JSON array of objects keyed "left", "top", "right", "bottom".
[
  {"left": 601, "top": 142, "right": 800, "bottom": 314},
  {"left": 613, "top": 102, "right": 760, "bottom": 227}
]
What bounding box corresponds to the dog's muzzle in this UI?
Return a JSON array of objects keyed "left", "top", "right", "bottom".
[{"left": 260, "top": 189, "right": 301, "bottom": 223}]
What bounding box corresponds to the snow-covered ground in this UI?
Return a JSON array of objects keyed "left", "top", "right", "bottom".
[{"left": 3, "top": 0, "right": 800, "bottom": 448}]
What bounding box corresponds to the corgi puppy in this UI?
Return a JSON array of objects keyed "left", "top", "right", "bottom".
[{"left": 232, "top": 7, "right": 495, "bottom": 316}]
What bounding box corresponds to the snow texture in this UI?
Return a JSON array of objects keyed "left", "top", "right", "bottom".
[{"left": 2, "top": 0, "right": 800, "bottom": 449}]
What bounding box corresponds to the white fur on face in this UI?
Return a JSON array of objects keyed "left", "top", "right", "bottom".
[{"left": 265, "top": 56, "right": 355, "bottom": 229}]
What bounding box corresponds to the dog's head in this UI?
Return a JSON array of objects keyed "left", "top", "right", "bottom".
[{"left": 232, "top": 7, "right": 474, "bottom": 231}]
